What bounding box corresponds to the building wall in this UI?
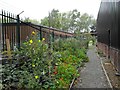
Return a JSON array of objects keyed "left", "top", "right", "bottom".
[
  {"left": 97, "top": 1, "right": 119, "bottom": 49},
  {"left": 97, "top": 1, "right": 120, "bottom": 72},
  {"left": 97, "top": 42, "right": 120, "bottom": 72},
  {"left": 0, "top": 24, "right": 2, "bottom": 50}
]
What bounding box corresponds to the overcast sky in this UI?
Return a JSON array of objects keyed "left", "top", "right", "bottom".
[{"left": 0, "top": 0, "right": 101, "bottom": 20}]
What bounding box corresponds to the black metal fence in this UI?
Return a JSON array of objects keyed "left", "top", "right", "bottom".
[{"left": 0, "top": 10, "right": 74, "bottom": 51}]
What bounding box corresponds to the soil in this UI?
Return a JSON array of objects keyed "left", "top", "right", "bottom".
[
  {"left": 102, "top": 59, "right": 120, "bottom": 88},
  {"left": 97, "top": 46, "right": 120, "bottom": 89}
]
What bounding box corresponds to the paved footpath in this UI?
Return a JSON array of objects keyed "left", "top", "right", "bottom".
[{"left": 74, "top": 46, "right": 110, "bottom": 88}]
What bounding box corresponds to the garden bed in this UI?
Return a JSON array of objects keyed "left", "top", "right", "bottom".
[
  {"left": 103, "top": 60, "right": 120, "bottom": 88},
  {"left": 1, "top": 31, "right": 90, "bottom": 89}
]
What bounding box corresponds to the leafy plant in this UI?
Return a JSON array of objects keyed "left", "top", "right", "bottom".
[
  {"left": 2, "top": 31, "right": 89, "bottom": 89},
  {"left": 2, "top": 31, "right": 52, "bottom": 89}
]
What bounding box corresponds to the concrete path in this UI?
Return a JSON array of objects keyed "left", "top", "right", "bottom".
[{"left": 74, "top": 46, "right": 110, "bottom": 88}]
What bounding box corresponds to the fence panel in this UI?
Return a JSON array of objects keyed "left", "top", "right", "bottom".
[
  {"left": 0, "top": 10, "right": 74, "bottom": 51},
  {"left": 0, "top": 11, "right": 17, "bottom": 51}
]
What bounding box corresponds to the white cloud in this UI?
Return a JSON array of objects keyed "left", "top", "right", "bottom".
[{"left": 0, "top": 0, "right": 101, "bottom": 20}]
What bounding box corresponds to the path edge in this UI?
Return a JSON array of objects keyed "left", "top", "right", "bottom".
[{"left": 96, "top": 52, "right": 113, "bottom": 89}]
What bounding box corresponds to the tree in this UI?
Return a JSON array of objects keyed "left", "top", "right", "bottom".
[
  {"left": 41, "top": 9, "right": 61, "bottom": 29},
  {"left": 50, "top": 9, "right": 61, "bottom": 29},
  {"left": 60, "top": 12, "right": 70, "bottom": 31},
  {"left": 40, "top": 9, "right": 96, "bottom": 33},
  {"left": 41, "top": 17, "right": 49, "bottom": 26},
  {"left": 75, "top": 13, "right": 96, "bottom": 33},
  {"left": 24, "top": 17, "right": 40, "bottom": 25},
  {"left": 69, "top": 9, "right": 81, "bottom": 32}
]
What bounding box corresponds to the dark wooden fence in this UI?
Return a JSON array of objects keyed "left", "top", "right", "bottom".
[
  {"left": 97, "top": 1, "right": 119, "bottom": 49},
  {"left": 0, "top": 10, "right": 74, "bottom": 51},
  {"left": 96, "top": 1, "right": 120, "bottom": 72}
]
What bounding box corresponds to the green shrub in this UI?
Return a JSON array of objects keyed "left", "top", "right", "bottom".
[
  {"left": 2, "top": 32, "right": 89, "bottom": 89},
  {"left": 2, "top": 31, "right": 52, "bottom": 89}
]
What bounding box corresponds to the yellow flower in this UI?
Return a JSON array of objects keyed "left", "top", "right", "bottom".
[
  {"left": 32, "top": 64, "right": 35, "bottom": 67},
  {"left": 35, "top": 75, "right": 39, "bottom": 79},
  {"left": 32, "top": 31, "right": 35, "bottom": 35},
  {"left": 29, "top": 40, "right": 33, "bottom": 44},
  {"left": 38, "top": 40, "right": 41, "bottom": 42},
  {"left": 42, "top": 38, "right": 45, "bottom": 41}
]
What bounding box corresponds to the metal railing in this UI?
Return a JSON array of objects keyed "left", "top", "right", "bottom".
[{"left": 0, "top": 10, "right": 74, "bottom": 51}]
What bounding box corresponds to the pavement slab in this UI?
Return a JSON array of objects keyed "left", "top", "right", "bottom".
[{"left": 74, "top": 46, "right": 110, "bottom": 88}]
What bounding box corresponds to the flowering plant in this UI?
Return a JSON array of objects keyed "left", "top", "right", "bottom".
[
  {"left": 2, "top": 31, "right": 51, "bottom": 89},
  {"left": 2, "top": 31, "right": 89, "bottom": 89}
]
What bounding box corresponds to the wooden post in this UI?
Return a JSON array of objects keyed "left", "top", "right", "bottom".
[{"left": 6, "top": 39, "right": 12, "bottom": 59}]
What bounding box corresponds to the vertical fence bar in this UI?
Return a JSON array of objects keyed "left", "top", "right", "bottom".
[
  {"left": 59, "top": 34, "right": 62, "bottom": 50},
  {"left": 9, "top": 12, "right": 10, "bottom": 22},
  {"left": 6, "top": 12, "right": 9, "bottom": 41},
  {"left": 4, "top": 11, "right": 6, "bottom": 50},
  {"left": 60, "top": 34, "right": 62, "bottom": 38},
  {"left": 12, "top": 14, "right": 14, "bottom": 22},
  {"left": 7, "top": 12, "right": 9, "bottom": 23},
  {"left": 40, "top": 26, "right": 42, "bottom": 40},
  {"left": 51, "top": 31, "right": 54, "bottom": 50},
  {"left": 2, "top": 10, "right": 5, "bottom": 50},
  {"left": 66, "top": 35, "right": 67, "bottom": 39},
  {"left": 4, "top": 11, "right": 6, "bottom": 43},
  {"left": 11, "top": 14, "right": 13, "bottom": 49},
  {"left": 13, "top": 14, "right": 16, "bottom": 47},
  {"left": 16, "top": 15, "right": 20, "bottom": 50},
  {"left": 9, "top": 13, "right": 13, "bottom": 50},
  {"left": 52, "top": 31, "right": 54, "bottom": 42},
  {"left": 49, "top": 32, "right": 52, "bottom": 48}
]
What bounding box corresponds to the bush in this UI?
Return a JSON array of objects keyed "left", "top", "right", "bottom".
[
  {"left": 54, "top": 63, "right": 78, "bottom": 88},
  {"left": 2, "top": 32, "right": 89, "bottom": 89},
  {"left": 2, "top": 31, "right": 52, "bottom": 89}
]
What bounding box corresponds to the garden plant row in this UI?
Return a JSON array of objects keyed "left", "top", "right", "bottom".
[{"left": 2, "top": 31, "right": 89, "bottom": 89}]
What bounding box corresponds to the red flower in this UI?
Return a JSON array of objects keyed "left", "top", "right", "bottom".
[{"left": 53, "top": 71, "right": 57, "bottom": 75}]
